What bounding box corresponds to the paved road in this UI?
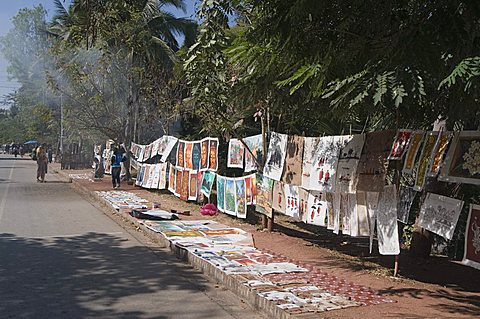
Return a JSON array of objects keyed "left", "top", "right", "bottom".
[{"left": 0, "top": 155, "right": 262, "bottom": 319}]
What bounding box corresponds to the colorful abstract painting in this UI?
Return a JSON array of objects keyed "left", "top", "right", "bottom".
[
  {"left": 200, "top": 170, "right": 216, "bottom": 198},
  {"left": 235, "top": 178, "right": 247, "bottom": 218},
  {"left": 439, "top": 131, "right": 480, "bottom": 185},
  {"left": 264, "top": 132, "right": 288, "bottom": 181},
  {"left": 418, "top": 193, "right": 464, "bottom": 240},
  {"left": 208, "top": 138, "right": 219, "bottom": 171},
  {"left": 188, "top": 171, "right": 198, "bottom": 201},
  {"left": 200, "top": 138, "right": 210, "bottom": 171},
  {"left": 216, "top": 176, "right": 226, "bottom": 212},
  {"left": 376, "top": 185, "right": 400, "bottom": 255},
  {"left": 228, "top": 138, "right": 245, "bottom": 168},
  {"left": 356, "top": 130, "right": 395, "bottom": 192},
  {"left": 243, "top": 134, "right": 263, "bottom": 172},
  {"left": 413, "top": 131, "right": 439, "bottom": 191},
  {"left": 463, "top": 204, "right": 480, "bottom": 270},
  {"left": 336, "top": 134, "right": 365, "bottom": 193},
  {"left": 225, "top": 178, "right": 236, "bottom": 216},
  {"left": 403, "top": 130, "right": 425, "bottom": 174},
  {"left": 282, "top": 135, "right": 304, "bottom": 185},
  {"left": 255, "top": 173, "right": 274, "bottom": 217},
  {"left": 388, "top": 129, "right": 413, "bottom": 160}
]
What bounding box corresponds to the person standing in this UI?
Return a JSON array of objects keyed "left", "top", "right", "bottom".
[
  {"left": 36, "top": 144, "right": 48, "bottom": 182},
  {"left": 47, "top": 146, "right": 53, "bottom": 163},
  {"left": 110, "top": 146, "right": 126, "bottom": 189}
]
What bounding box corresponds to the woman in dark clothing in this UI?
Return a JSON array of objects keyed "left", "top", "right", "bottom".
[{"left": 111, "top": 147, "right": 126, "bottom": 189}]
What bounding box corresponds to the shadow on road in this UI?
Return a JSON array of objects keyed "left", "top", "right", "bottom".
[{"left": 0, "top": 232, "right": 219, "bottom": 319}]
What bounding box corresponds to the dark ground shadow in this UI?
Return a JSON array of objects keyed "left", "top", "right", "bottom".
[{"left": 0, "top": 233, "right": 221, "bottom": 319}]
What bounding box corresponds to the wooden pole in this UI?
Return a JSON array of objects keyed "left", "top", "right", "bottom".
[{"left": 261, "top": 106, "right": 268, "bottom": 230}]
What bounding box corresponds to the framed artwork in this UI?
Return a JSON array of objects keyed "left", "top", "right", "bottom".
[
  {"left": 282, "top": 135, "right": 304, "bottom": 185},
  {"left": 463, "top": 204, "right": 480, "bottom": 270},
  {"left": 418, "top": 193, "right": 464, "bottom": 240},
  {"left": 403, "top": 130, "right": 425, "bottom": 174},
  {"left": 388, "top": 129, "right": 413, "bottom": 160},
  {"left": 255, "top": 173, "right": 274, "bottom": 218},
  {"left": 227, "top": 138, "right": 245, "bottom": 168},
  {"left": 439, "top": 131, "right": 480, "bottom": 185},
  {"left": 264, "top": 132, "right": 288, "bottom": 181}
]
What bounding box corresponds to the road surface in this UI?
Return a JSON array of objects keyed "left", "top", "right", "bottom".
[{"left": 0, "top": 154, "right": 262, "bottom": 319}]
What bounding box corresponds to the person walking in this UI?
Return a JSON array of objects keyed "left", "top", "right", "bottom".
[
  {"left": 47, "top": 146, "right": 53, "bottom": 163},
  {"left": 36, "top": 144, "right": 48, "bottom": 182},
  {"left": 111, "top": 146, "right": 126, "bottom": 189}
]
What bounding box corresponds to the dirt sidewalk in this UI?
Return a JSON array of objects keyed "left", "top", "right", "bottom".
[{"left": 56, "top": 167, "right": 480, "bottom": 319}]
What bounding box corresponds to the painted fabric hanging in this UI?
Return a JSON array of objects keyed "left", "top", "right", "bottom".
[
  {"left": 302, "top": 137, "right": 321, "bottom": 189},
  {"left": 141, "top": 165, "right": 152, "bottom": 188},
  {"left": 303, "top": 191, "right": 327, "bottom": 226},
  {"left": 200, "top": 170, "right": 216, "bottom": 198},
  {"left": 366, "top": 191, "right": 380, "bottom": 253},
  {"left": 427, "top": 131, "right": 452, "bottom": 177},
  {"left": 176, "top": 141, "right": 185, "bottom": 168},
  {"left": 192, "top": 142, "right": 201, "bottom": 171},
  {"left": 158, "top": 136, "right": 178, "bottom": 162},
  {"left": 403, "top": 130, "right": 425, "bottom": 174},
  {"left": 168, "top": 165, "right": 176, "bottom": 193},
  {"left": 180, "top": 170, "right": 190, "bottom": 201},
  {"left": 225, "top": 178, "right": 236, "bottom": 216},
  {"left": 397, "top": 186, "right": 416, "bottom": 224},
  {"left": 333, "top": 192, "right": 341, "bottom": 234},
  {"left": 136, "top": 164, "right": 145, "bottom": 186},
  {"left": 174, "top": 168, "right": 183, "bottom": 197},
  {"left": 149, "top": 164, "right": 161, "bottom": 189},
  {"left": 197, "top": 171, "right": 204, "bottom": 203},
  {"left": 200, "top": 138, "right": 210, "bottom": 171},
  {"left": 282, "top": 135, "right": 304, "bottom": 185},
  {"left": 388, "top": 129, "right": 412, "bottom": 160},
  {"left": 143, "top": 144, "right": 152, "bottom": 162},
  {"left": 376, "top": 185, "right": 400, "bottom": 255},
  {"left": 184, "top": 142, "right": 194, "bottom": 170},
  {"left": 272, "top": 181, "right": 286, "bottom": 214},
  {"left": 264, "top": 132, "right": 288, "bottom": 181},
  {"left": 227, "top": 139, "right": 245, "bottom": 168},
  {"left": 439, "top": 131, "right": 480, "bottom": 185},
  {"left": 158, "top": 162, "right": 167, "bottom": 189},
  {"left": 356, "top": 131, "right": 395, "bottom": 192},
  {"left": 284, "top": 184, "right": 300, "bottom": 220},
  {"left": 150, "top": 138, "right": 161, "bottom": 158},
  {"left": 244, "top": 175, "right": 255, "bottom": 205},
  {"left": 188, "top": 171, "right": 198, "bottom": 201},
  {"left": 336, "top": 134, "right": 365, "bottom": 193},
  {"left": 216, "top": 176, "right": 226, "bottom": 212},
  {"left": 235, "top": 178, "right": 247, "bottom": 218},
  {"left": 418, "top": 193, "right": 464, "bottom": 240},
  {"left": 243, "top": 134, "right": 263, "bottom": 172},
  {"left": 208, "top": 138, "right": 219, "bottom": 171},
  {"left": 309, "top": 136, "right": 347, "bottom": 192},
  {"left": 413, "top": 131, "right": 439, "bottom": 191},
  {"left": 298, "top": 187, "right": 309, "bottom": 221},
  {"left": 356, "top": 192, "right": 370, "bottom": 237},
  {"left": 326, "top": 192, "right": 337, "bottom": 230},
  {"left": 463, "top": 204, "right": 480, "bottom": 270},
  {"left": 255, "top": 174, "right": 274, "bottom": 218}
]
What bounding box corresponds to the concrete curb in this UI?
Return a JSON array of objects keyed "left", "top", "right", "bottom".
[{"left": 64, "top": 176, "right": 301, "bottom": 319}]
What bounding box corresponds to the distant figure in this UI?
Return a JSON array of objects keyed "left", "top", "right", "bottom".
[
  {"left": 36, "top": 144, "right": 48, "bottom": 183},
  {"left": 110, "top": 146, "right": 126, "bottom": 189},
  {"left": 19, "top": 146, "right": 24, "bottom": 158},
  {"left": 47, "top": 147, "right": 53, "bottom": 163},
  {"left": 13, "top": 146, "right": 18, "bottom": 157}
]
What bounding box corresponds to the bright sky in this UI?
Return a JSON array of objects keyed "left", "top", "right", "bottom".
[{"left": 0, "top": 0, "right": 197, "bottom": 107}]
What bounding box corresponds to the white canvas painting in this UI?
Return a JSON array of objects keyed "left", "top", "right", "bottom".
[
  {"left": 264, "top": 132, "right": 288, "bottom": 181},
  {"left": 366, "top": 191, "right": 380, "bottom": 253},
  {"left": 159, "top": 136, "right": 178, "bottom": 162},
  {"left": 376, "top": 185, "right": 400, "bottom": 255},
  {"left": 303, "top": 191, "right": 327, "bottom": 226},
  {"left": 301, "top": 137, "right": 321, "bottom": 189},
  {"left": 418, "top": 193, "right": 464, "bottom": 240},
  {"left": 284, "top": 184, "right": 300, "bottom": 220}
]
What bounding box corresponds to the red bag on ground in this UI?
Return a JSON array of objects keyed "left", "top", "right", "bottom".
[{"left": 200, "top": 203, "right": 218, "bottom": 216}]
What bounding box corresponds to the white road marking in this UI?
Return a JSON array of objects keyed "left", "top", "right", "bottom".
[{"left": 0, "top": 160, "right": 15, "bottom": 225}]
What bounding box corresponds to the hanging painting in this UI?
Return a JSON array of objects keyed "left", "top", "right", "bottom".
[
  {"left": 243, "top": 134, "right": 263, "bottom": 172},
  {"left": 336, "top": 134, "right": 365, "bottom": 193},
  {"left": 184, "top": 142, "right": 194, "bottom": 170},
  {"left": 413, "top": 131, "right": 439, "bottom": 191},
  {"left": 235, "top": 178, "right": 247, "bottom": 218},
  {"left": 192, "top": 142, "right": 201, "bottom": 171},
  {"left": 168, "top": 164, "right": 176, "bottom": 193},
  {"left": 150, "top": 138, "right": 161, "bottom": 158},
  {"left": 418, "top": 193, "right": 464, "bottom": 241},
  {"left": 175, "top": 168, "right": 183, "bottom": 197},
  {"left": 245, "top": 175, "right": 253, "bottom": 205},
  {"left": 143, "top": 144, "right": 152, "bottom": 162},
  {"left": 158, "top": 136, "right": 178, "bottom": 162},
  {"left": 427, "top": 131, "right": 452, "bottom": 177},
  {"left": 463, "top": 204, "right": 480, "bottom": 270},
  {"left": 333, "top": 192, "right": 341, "bottom": 234},
  {"left": 301, "top": 137, "right": 321, "bottom": 189},
  {"left": 136, "top": 164, "right": 145, "bottom": 186},
  {"left": 180, "top": 169, "right": 190, "bottom": 201},
  {"left": 282, "top": 135, "right": 304, "bottom": 185},
  {"left": 197, "top": 171, "right": 204, "bottom": 203},
  {"left": 397, "top": 186, "right": 416, "bottom": 224},
  {"left": 356, "top": 130, "right": 395, "bottom": 192},
  {"left": 149, "top": 164, "right": 161, "bottom": 189},
  {"left": 200, "top": 170, "right": 216, "bottom": 198},
  {"left": 303, "top": 191, "right": 327, "bottom": 226},
  {"left": 403, "top": 130, "right": 425, "bottom": 174},
  {"left": 255, "top": 174, "right": 274, "bottom": 218},
  {"left": 216, "top": 175, "right": 226, "bottom": 212},
  {"left": 200, "top": 138, "right": 210, "bottom": 171},
  {"left": 272, "top": 181, "right": 286, "bottom": 214},
  {"left": 227, "top": 139, "right": 245, "bottom": 168},
  {"left": 366, "top": 191, "right": 380, "bottom": 253},
  {"left": 439, "top": 131, "right": 480, "bottom": 185},
  {"left": 264, "top": 132, "right": 288, "bottom": 181},
  {"left": 176, "top": 140, "right": 185, "bottom": 168},
  {"left": 298, "top": 187, "right": 309, "bottom": 221},
  {"left": 326, "top": 192, "right": 337, "bottom": 230},
  {"left": 347, "top": 193, "right": 359, "bottom": 237},
  {"left": 356, "top": 191, "right": 370, "bottom": 236},
  {"left": 225, "top": 178, "right": 237, "bottom": 216},
  {"left": 284, "top": 184, "right": 300, "bottom": 220},
  {"left": 141, "top": 164, "right": 151, "bottom": 188},
  {"left": 158, "top": 162, "right": 167, "bottom": 189},
  {"left": 208, "top": 138, "right": 219, "bottom": 171},
  {"left": 340, "top": 194, "right": 350, "bottom": 235},
  {"left": 376, "top": 185, "right": 400, "bottom": 255},
  {"left": 188, "top": 171, "right": 198, "bottom": 201},
  {"left": 388, "top": 129, "right": 413, "bottom": 160},
  {"left": 251, "top": 174, "right": 257, "bottom": 204}
]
